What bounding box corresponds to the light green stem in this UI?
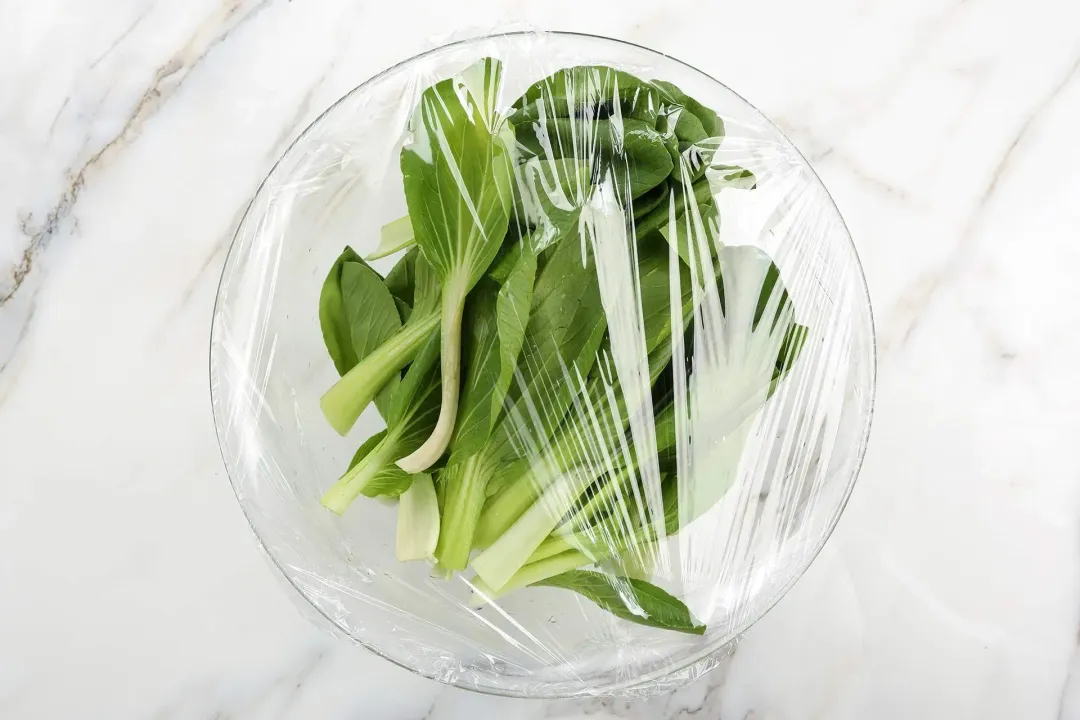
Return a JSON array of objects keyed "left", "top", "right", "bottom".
[
  {"left": 471, "top": 471, "right": 592, "bottom": 590},
  {"left": 397, "top": 275, "right": 469, "bottom": 472},
  {"left": 320, "top": 312, "right": 438, "bottom": 435},
  {"left": 471, "top": 549, "right": 589, "bottom": 603},
  {"left": 433, "top": 452, "right": 494, "bottom": 570},
  {"left": 320, "top": 431, "right": 400, "bottom": 514}
]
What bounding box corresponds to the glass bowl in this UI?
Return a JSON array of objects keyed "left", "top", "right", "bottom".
[{"left": 209, "top": 30, "right": 876, "bottom": 698}]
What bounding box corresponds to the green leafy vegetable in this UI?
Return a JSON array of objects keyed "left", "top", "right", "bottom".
[
  {"left": 340, "top": 262, "right": 403, "bottom": 417},
  {"left": 396, "top": 56, "right": 516, "bottom": 473},
  {"left": 536, "top": 570, "right": 705, "bottom": 635},
  {"left": 452, "top": 247, "right": 538, "bottom": 455},
  {"left": 338, "top": 432, "right": 414, "bottom": 500},
  {"left": 474, "top": 234, "right": 693, "bottom": 549},
  {"left": 435, "top": 235, "right": 607, "bottom": 570},
  {"left": 320, "top": 249, "right": 440, "bottom": 436},
  {"left": 514, "top": 117, "right": 672, "bottom": 199},
  {"left": 319, "top": 246, "right": 364, "bottom": 376},
  {"left": 313, "top": 62, "right": 814, "bottom": 637},
  {"left": 321, "top": 334, "right": 441, "bottom": 514}
]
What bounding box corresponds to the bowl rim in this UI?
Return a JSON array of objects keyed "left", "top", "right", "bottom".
[{"left": 209, "top": 28, "right": 878, "bottom": 699}]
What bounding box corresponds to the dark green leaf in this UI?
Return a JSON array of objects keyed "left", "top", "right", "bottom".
[
  {"left": 514, "top": 117, "right": 671, "bottom": 199},
  {"left": 387, "top": 332, "right": 442, "bottom": 452},
  {"left": 400, "top": 57, "right": 514, "bottom": 290},
  {"left": 494, "top": 246, "right": 538, "bottom": 414},
  {"left": 512, "top": 158, "right": 594, "bottom": 247},
  {"left": 318, "top": 246, "right": 363, "bottom": 375},
  {"left": 340, "top": 261, "right": 403, "bottom": 417},
  {"left": 751, "top": 256, "right": 791, "bottom": 332},
  {"left": 535, "top": 570, "right": 705, "bottom": 635},
  {"left": 486, "top": 234, "right": 523, "bottom": 285},
  {"left": 659, "top": 194, "right": 721, "bottom": 270},
  {"left": 770, "top": 323, "right": 809, "bottom": 397},
  {"left": 635, "top": 176, "right": 713, "bottom": 239},
  {"left": 394, "top": 297, "right": 412, "bottom": 324},
  {"left": 493, "top": 234, "right": 608, "bottom": 456},
  {"left": 511, "top": 66, "right": 661, "bottom": 125},
  {"left": 451, "top": 279, "right": 501, "bottom": 455},
  {"left": 650, "top": 79, "right": 725, "bottom": 140},
  {"left": 384, "top": 247, "right": 417, "bottom": 307},
  {"left": 346, "top": 431, "right": 414, "bottom": 499},
  {"left": 632, "top": 181, "right": 669, "bottom": 221},
  {"left": 453, "top": 244, "right": 539, "bottom": 455}
]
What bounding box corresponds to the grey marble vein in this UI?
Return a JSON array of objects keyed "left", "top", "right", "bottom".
[
  {"left": 888, "top": 47, "right": 1080, "bottom": 350},
  {"left": 1, "top": 0, "right": 277, "bottom": 311}
]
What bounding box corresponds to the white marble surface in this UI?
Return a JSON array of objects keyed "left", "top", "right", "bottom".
[{"left": 3, "top": 0, "right": 1080, "bottom": 717}]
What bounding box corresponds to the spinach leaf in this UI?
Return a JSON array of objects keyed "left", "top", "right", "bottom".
[
  {"left": 535, "top": 570, "right": 705, "bottom": 635},
  {"left": 397, "top": 56, "right": 515, "bottom": 473},
  {"left": 318, "top": 246, "right": 363, "bottom": 375}
]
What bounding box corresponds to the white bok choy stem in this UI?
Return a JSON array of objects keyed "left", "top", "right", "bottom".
[
  {"left": 396, "top": 473, "right": 440, "bottom": 562},
  {"left": 394, "top": 57, "right": 514, "bottom": 471}
]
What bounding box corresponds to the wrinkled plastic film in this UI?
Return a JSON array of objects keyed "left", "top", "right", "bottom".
[{"left": 210, "top": 32, "right": 875, "bottom": 698}]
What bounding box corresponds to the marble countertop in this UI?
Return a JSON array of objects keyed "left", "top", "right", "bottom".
[{"left": 3, "top": 0, "right": 1080, "bottom": 717}]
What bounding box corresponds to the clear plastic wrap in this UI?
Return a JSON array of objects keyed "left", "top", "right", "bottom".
[{"left": 209, "top": 31, "right": 876, "bottom": 698}]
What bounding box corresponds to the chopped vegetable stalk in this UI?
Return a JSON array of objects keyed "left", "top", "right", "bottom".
[
  {"left": 319, "top": 312, "right": 438, "bottom": 435},
  {"left": 470, "top": 549, "right": 589, "bottom": 604},
  {"left": 529, "top": 532, "right": 592, "bottom": 565},
  {"left": 396, "top": 57, "right": 515, "bottom": 472},
  {"left": 396, "top": 474, "right": 440, "bottom": 561},
  {"left": 433, "top": 452, "right": 495, "bottom": 570},
  {"left": 321, "top": 335, "right": 442, "bottom": 514},
  {"left": 431, "top": 250, "right": 539, "bottom": 569},
  {"left": 321, "top": 431, "right": 402, "bottom": 514},
  {"left": 471, "top": 469, "right": 595, "bottom": 591}
]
